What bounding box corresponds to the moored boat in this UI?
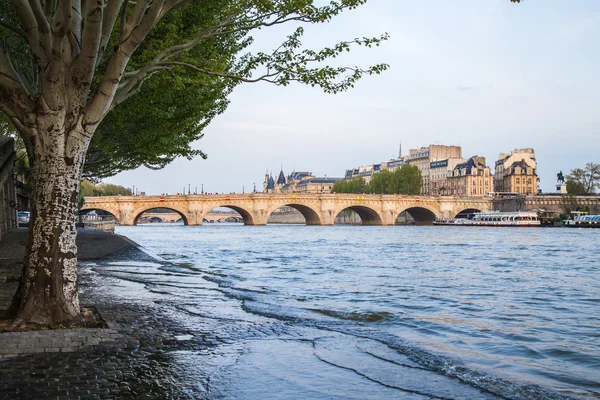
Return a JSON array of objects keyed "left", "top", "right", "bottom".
[
  {"left": 563, "top": 212, "right": 600, "bottom": 228},
  {"left": 434, "top": 211, "right": 541, "bottom": 227}
]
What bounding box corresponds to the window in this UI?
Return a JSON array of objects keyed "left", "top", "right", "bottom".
[
  {"left": 516, "top": 178, "right": 520, "bottom": 184},
  {"left": 527, "top": 179, "right": 532, "bottom": 184}
]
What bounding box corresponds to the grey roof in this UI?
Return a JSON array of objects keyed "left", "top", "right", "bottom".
[
  {"left": 277, "top": 170, "right": 286, "bottom": 185},
  {"left": 266, "top": 175, "right": 275, "bottom": 190},
  {"left": 298, "top": 177, "right": 343, "bottom": 185},
  {"left": 455, "top": 156, "right": 486, "bottom": 174},
  {"left": 288, "top": 171, "right": 312, "bottom": 181}
]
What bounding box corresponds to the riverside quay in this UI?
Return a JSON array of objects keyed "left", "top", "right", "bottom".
[{"left": 81, "top": 193, "right": 600, "bottom": 226}]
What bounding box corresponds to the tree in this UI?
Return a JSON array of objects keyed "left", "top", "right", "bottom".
[
  {"left": 566, "top": 163, "right": 600, "bottom": 194},
  {"left": 369, "top": 170, "right": 393, "bottom": 194},
  {"left": 332, "top": 177, "right": 368, "bottom": 194},
  {"left": 0, "top": 3, "right": 238, "bottom": 181},
  {"left": 368, "top": 165, "right": 422, "bottom": 195},
  {"left": 0, "top": 1, "right": 390, "bottom": 329},
  {"left": 79, "top": 180, "right": 132, "bottom": 208},
  {"left": 388, "top": 165, "right": 422, "bottom": 195},
  {"left": 566, "top": 180, "right": 586, "bottom": 195}
]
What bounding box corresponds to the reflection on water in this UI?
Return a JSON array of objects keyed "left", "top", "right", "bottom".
[{"left": 100, "top": 224, "right": 599, "bottom": 399}]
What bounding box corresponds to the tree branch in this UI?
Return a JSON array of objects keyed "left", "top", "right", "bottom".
[
  {"left": 72, "top": 0, "right": 104, "bottom": 100},
  {"left": 158, "top": 61, "right": 277, "bottom": 83},
  {"left": 42, "top": 0, "right": 54, "bottom": 21},
  {"left": 11, "top": 1, "right": 45, "bottom": 62},
  {"left": 28, "top": 0, "right": 52, "bottom": 59},
  {"left": 85, "top": 0, "right": 168, "bottom": 126},
  {"left": 98, "top": 0, "right": 124, "bottom": 65},
  {"left": 52, "top": 0, "right": 74, "bottom": 38}
]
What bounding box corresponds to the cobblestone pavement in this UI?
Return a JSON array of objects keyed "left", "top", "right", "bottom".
[{"left": 0, "top": 230, "right": 215, "bottom": 399}]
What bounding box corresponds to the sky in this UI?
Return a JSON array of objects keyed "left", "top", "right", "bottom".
[{"left": 105, "top": 0, "right": 600, "bottom": 195}]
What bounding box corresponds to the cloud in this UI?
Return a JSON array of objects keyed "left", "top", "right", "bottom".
[{"left": 457, "top": 85, "right": 475, "bottom": 92}]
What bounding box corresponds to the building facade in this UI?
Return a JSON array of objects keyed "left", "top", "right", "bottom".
[
  {"left": 343, "top": 144, "right": 463, "bottom": 195},
  {"left": 344, "top": 158, "right": 408, "bottom": 183},
  {"left": 408, "top": 145, "right": 462, "bottom": 195},
  {"left": 447, "top": 156, "right": 494, "bottom": 197},
  {"left": 430, "top": 158, "right": 466, "bottom": 196},
  {"left": 494, "top": 149, "right": 538, "bottom": 195}
]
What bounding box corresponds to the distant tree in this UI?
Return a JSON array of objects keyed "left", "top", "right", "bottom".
[
  {"left": 388, "top": 165, "right": 422, "bottom": 195},
  {"left": 333, "top": 177, "right": 368, "bottom": 194},
  {"left": 566, "top": 180, "right": 586, "bottom": 195},
  {"left": 78, "top": 180, "right": 131, "bottom": 208},
  {"left": 369, "top": 170, "right": 394, "bottom": 194},
  {"left": 366, "top": 165, "right": 422, "bottom": 195},
  {"left": 567, "top": 163, "right": 600, "bottom": 193}
]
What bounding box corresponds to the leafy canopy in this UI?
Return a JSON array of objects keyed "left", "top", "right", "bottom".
[
  {"left": 333, "top": 165, "right": 422, "bottom": 195},
  {"left": 0, "top": 1, "right": 389, "bottom": 180},
  {"left": 566, "top": 163, "right": 600, "bottom": 194}
]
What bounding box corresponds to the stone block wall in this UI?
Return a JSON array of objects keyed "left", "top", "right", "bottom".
[{"left": 0, "top": 138, "right": 17, "bottom": 241}]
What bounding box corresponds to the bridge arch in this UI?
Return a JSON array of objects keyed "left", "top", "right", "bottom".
[
  {"left": 79, "top": 207, "right": 119, "bottom": 223},
  {"left": 203, "top": 205, "right": 254, "bottom": 225},
  {"left": 396, "top": 205, "right": 439, "bottom": 226},
  {"left": 455, "top": 208, "right": 481, "bottom": 219},
  {"left": 267, "top": 204, "right": 322, "bottom": 225},
  {"left": 335, "top": 205, "right": 383, "bottom": 226},
  {"left": 133, "top": 206, "right": 189, "bottom": 226},
  {"left": 222, "top": 216, "right": 243, "bottom": 223}
]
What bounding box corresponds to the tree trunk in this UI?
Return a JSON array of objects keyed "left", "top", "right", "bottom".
[{"left": 9, "top": 123, "right": 89, "bottom": 328}]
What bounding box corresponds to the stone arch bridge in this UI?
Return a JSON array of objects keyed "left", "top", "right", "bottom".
[{"left": 82, "top": 194, "right": 493, "bottom": 226}]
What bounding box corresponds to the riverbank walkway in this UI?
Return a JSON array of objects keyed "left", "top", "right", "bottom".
[{"left": 0, "top": 228, "right": 211, "bottom": 398}]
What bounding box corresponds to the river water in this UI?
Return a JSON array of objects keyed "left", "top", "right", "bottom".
[{"left": 103, "top": 224, "right": 599, "bottom": 399}]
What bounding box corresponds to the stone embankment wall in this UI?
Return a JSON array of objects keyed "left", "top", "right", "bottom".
[
  {"left": 0, "top": 138, "right": 17, "bottom": 241},
  {"left": 267, "top": 208, "right": 306, "bottom": 224},
  {"left": 84, "top": 221, "right": 116, "bottom": 232},
  {"left": 494, "top": 196, "right": 600, "bottom": 215}
]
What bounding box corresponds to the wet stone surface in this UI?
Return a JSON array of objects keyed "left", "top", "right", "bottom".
[
  {"left": 0, "top": 243, "right": 216, "bottom": 400},
  {"left": 0, "top": 302, "right": 219, "bottom": 399}
]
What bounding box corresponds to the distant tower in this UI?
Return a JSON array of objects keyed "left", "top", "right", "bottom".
[
  {"left": 263, "top": 169, "right": 270, "bottom": 192},
  {"left": 398, "top": 141, "right": 402, "bottom": 159},
  {"left": 266, "top": 174, "right": 275, "bottom": 193},
  {"left": 276, "top": 169, "right": 286, "bottom": 193}
]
